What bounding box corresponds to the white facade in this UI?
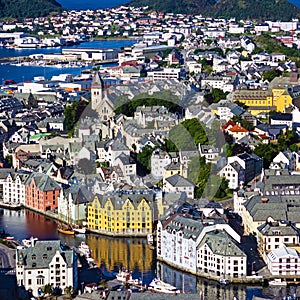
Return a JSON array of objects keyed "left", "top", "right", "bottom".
[
  {"left": 3, "top": 173, "right": 27, "bottom": 207},
  {"left": 267, "top": 244, "right": 300, "bottom": 276},
  {"left": 151, "top": 149, "right": 173, "bottom": 179},
  {"left": 16, "top": 240, "right": 76, "bottom": 297},
  {"left": 157, "top": 216, "right": 245, "bottom": 279}
]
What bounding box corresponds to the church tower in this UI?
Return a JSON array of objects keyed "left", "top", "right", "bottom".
[
  {"left": 91, "top": 71, "right": 104, "bottom": 110},
  {"left": 91, "top": 72, "right": 115, "bottom": 121}
]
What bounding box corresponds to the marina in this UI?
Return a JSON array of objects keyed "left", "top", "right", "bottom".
[{"left": 0, "top": 208, "right": 299, "bottom": 299}]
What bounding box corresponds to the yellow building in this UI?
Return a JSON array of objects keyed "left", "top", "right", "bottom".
[
  {"left": 233, "top": 88, "right": 292, "bottom": 115},
  {"left": 87, "top": 191, "right": 154, "bottom": 236}
]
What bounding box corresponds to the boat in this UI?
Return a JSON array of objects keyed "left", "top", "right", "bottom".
[
  {"left": 73, "top": 225, "right": 87, "bottom": 234},
  {"left": 219, "top": 279, "right": 229, "bottom": 285},
  {"left": 22, "top": 237, "right": 38, "bottom": 248},
  {"left": 148, "top": 278, "right": 181, "bottom": 294},
  {"left": 116, "top": 269, "right": 142, "bottom": 285},
  {"left": 147, "top": 233, "right": 154, "bottom": 244},
  {"left": 5, "top": 236, "right": 14, "bottom": 240},
  {"left": 57, "top": 224, "right": 75, "bottom": 235},
  {"left": 78, "top": 242, "right": 91, "bottom": 257},
  {"left": 269, "top": 278, "right": 287, "bottom": 286}
]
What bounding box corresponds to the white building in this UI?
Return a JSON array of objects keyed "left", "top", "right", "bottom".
[
  {"left": 148, "top": 68, "right": 181, "bottom": 81},
  {"left": 163, "top": 174, "right": 195, "bottom": 198},
  {"left": 267, "top": 244, "right": 300, "bottom": 276},
  {"left": 2, "top": 172, "right": 30, "bottom": 208},
  {"left": 151, "top": 149, "right": 175, "bottom": 179},
  {"left": 16, "top": 240, "right": 77, "bottom": 297},
  {"left": 157, "top": 215, "right": 246, "bottom": 279}
]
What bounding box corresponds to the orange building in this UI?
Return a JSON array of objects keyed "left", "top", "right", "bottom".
[{"left": 25, "top": 173, "right": 61, "bottom": 212}]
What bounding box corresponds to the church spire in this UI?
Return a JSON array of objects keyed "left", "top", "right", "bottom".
[{"left": 92, "top": 71, "right": 104, "bottom": 89}]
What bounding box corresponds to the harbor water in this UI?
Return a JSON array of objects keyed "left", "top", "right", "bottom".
[
  {"left": 0, "top": 40, "right": 137, "bottom": 83},
  {"left": 1, "top": 208, "right": 299, "bottom": 299}
]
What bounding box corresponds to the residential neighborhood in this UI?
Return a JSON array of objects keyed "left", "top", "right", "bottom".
[{"left": 2, "top": 2, "right": 300, "bottom": 300}]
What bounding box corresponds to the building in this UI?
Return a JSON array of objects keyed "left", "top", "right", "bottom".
[
  {"left": 58, "top": 184, "right": 93, "bottom": 225},
  {"left": 87, "top": 191, "right": 155, "bottom": 236},
  {"left": 2, "top": 171, "right": 30, "bottom": 208},
  {"left": 232, "top": 88, "right": 292, "bottom": 115},
  {"left": 16, "top": 240, "right": 77, "bottom": 297},
  {"left": 157, "top": 214, "right": 246, "bottom": 279},
  {"left": 257, "top": 220, "right": 300, "bottom": 259},
  {"left": 91, "top": 72, "right": 115, "bottom": 121},
  {"left": 25, "top": 173, "right": 61, "bottom": 212},
  {"left": 163, "top": 174, "right": 195, "bottom": 198},
  {"left": 267, "top": 244, "right": 300, "bottom": 276}
]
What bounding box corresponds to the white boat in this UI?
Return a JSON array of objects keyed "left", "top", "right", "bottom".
[
  {"left": 73, "top": 226, "right": 86, "bottom": 234},
  {"left": 219, "top": 279, "right": 229, "bottom": 285},
  {"left": 147, "top": 233, "right": 154, "bottom": 244},
  {"left": 148, "top": 278, "right": 181, "bottom": 294},
  {"left": 78, "top": 242, "right": 91, "bottom": 258},
  {"left": 269, "top": 278, "right": 287, "bottom": 286},
  {"left": 22, "top": 237, "right": 38, "bottom": 248},
  {"left": 116, "top": 269, "right": 142, "bottom": 285}
]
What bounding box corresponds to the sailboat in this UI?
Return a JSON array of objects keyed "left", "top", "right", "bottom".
[
  {"left": 57, "top": 223, "right": 75, "bottom": 235},
  {"left": 57, "top": 198, "right": 75, "bottom": 235}
]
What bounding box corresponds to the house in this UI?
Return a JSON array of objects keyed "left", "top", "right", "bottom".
[
  {"left": 227, "top": 153, "right": 263, "bottom": 184},
  {"left": 58, "top": 184, "right": 94, "bottom": 225},
  {"left": 114, "top": 153, "right": 137, "bottom": 178},
  {"left": 227, "top": 124, "right": 249, "bottom": 142},
  {"left": 16, "top": 240, "right": 77, "bottom": 297},
  {"left": 257, "top": 220, "right": 300, "bottom": 259},
  {"left": 25, "top": 172, "right": 61, "bottom": 212},
  {"left": 151, "top": 148, "right": 178, "bottom": 179},
  {"left": 267, "top": 244, "right": 300, "bottom": 276},
  {"left": 198, "top": 144, "right": 220, "bottom": 163},
  {"left": 87, "top": 191, "right": 155, "bottom": 236},
  {"left": 157, "top": 214, "right": 246, "bottom": 279},
  {"left": 2, "top": 170, "right": 31, "bottom": 208},
  {"left": 163, "top": 174, "right": 195, "bottom": 198},
  {"left": 219, "top": 161, "right": 244, "bottom": 190},
  {"left": 270, "top": 112, "right": 293, "bottom": 129},
  {"left": 242, "top": 195, "right": 300, "bottom": 235}
]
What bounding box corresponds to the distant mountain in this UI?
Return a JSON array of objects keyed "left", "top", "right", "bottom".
[
  {"left": 0, "top": 0, "right": 62, "bottom": 19},
  {"left": 128, "top": 0, "right": 300, "bottom": 21}
]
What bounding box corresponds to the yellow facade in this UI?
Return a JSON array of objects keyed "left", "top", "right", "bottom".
[
  {"left": 87, "top": 195, "right": 153, "bottom": 236},
  {"left": 233, "top": 88, "right": 292, "bottom": 115}
]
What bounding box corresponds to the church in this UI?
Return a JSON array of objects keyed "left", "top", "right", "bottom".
[{"left": 91, "top": 72, "right": 115, "bottom": 121}]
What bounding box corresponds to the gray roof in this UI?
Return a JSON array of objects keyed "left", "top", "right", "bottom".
[
  {"left": 198, "top": 231, "right": 246, "bottom": 257},
  {"left": 25, "top": 172, "right": 61, "bottom": 192},
  {"left": 17, "top": 240, "right": 73, "bottom": 269},
  {"left": 243, "top": 195, "right": 300, "bottom": 223},
  {"left": 258, "top": 220, "right": 300, "bottom": 237},
  {"left": 165, "top": 174, "right": 195, "bottom": 187}
]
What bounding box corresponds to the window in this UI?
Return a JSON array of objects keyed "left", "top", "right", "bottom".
[{"left": 28, "top": 279, "right": 32, "bottom": 285}]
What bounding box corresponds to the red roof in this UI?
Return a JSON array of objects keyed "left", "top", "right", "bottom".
[{"left": 228, "top": 124, "right": 249, "bottom": 133}]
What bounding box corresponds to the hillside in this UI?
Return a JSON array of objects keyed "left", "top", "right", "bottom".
[
  {"left": 128, "top": 0, "right": 300, "bottom": 20},
  {"left": 0, "top": 0, "right": 62, "bottom": 19}
]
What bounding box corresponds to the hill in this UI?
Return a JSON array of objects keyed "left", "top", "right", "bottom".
[
  {"left": 128, "top": 0, "right": 300, "bottom": 20},
  {"left": 0, "top": 0, "right": 62, "bottom": 19}
]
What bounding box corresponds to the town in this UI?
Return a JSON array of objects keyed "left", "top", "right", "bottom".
[{"left": 0, "top": 4, "right": 300, "bottom": 300}]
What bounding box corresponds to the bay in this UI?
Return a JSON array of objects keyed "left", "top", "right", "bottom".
[
  {"left": 57, "top": 0, "right": 300, "bottom": 9},
  {"left": 0, "top": 40, "right": 137, "bottom": 82},
  {"left": 0, "top": 208, "right": 295, "bottom": 299},
  {"left": 57, "top": 0, "right": 128, "bottom": 10}
]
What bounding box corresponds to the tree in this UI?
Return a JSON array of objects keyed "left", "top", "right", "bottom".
[
  {"left": 262, "top": 69, "right": 281, "bottom": 82},
  {"left": 205, "top": 88, "right": 229, "bottom": 104},
  {"left": 137, "top": 145, "right": 155, "bottom": 171}
]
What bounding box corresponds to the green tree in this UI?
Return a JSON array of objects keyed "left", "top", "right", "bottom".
[
  {"left": 262, "top": 69, "right": 281, "bottom": 82},
  {"left": 137, "top": 145, "right": 155, "bottom": 171}
]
